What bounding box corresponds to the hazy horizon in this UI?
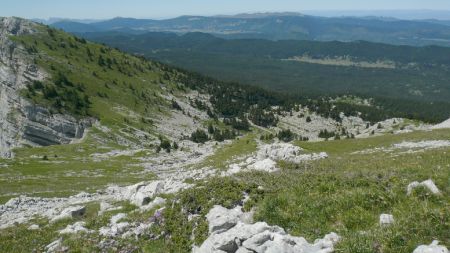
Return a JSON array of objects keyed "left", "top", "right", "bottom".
[
  {"left": 2, "top": 0, "right": 450, "bottom": 20},
  {"left": 29, "top": 10, "right": 450, "bottom": 24}
]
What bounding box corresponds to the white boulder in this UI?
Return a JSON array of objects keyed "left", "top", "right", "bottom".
[
  {"left": 407, "top": 180, "right": 441, "bottom": 195},
  {"left": 379, "top": 214, "right": 394, "bottom": 226},
  {"left": 413, "top": 240, "right": 449, "bottom": 253}
]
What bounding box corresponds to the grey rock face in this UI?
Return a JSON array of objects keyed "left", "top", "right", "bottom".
[
  {"left": 0, "top": 17, "right": 92, "bottom": 158},
  {"left": 22, "top": 106, "right": 92, "bottom": 146}
]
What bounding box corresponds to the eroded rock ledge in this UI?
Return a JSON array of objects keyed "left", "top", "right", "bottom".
[{"left": 0, "top": 17, "right": 92, "bottom": 158}]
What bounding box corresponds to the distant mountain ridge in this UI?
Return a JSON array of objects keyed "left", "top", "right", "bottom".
[
  {"left": 214, "top": 12, "right": 306, "bottom": 19},
  {"left": 52, "top": 13, "right": 450, "bottom": 46}
]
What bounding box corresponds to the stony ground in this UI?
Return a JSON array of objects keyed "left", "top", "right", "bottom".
[{"left": 0, "top": 125, "right": 449, "bottom": 252}]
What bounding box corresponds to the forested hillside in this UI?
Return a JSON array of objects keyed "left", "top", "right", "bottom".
[{"left": 80, "top": 31, "right": 450, "bottom": 123}]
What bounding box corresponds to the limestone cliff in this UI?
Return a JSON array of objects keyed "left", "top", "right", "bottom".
[{"left": 0, "top": 17, "right": 91, "bottom": 158}]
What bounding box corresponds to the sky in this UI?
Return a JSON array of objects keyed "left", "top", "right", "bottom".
[{"left": 2, "top": 0, "right": 450, "bottom": 20}]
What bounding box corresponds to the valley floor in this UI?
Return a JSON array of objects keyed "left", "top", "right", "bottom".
[{"left": 0, "top": 128, "right": 449, "bottom": 252}]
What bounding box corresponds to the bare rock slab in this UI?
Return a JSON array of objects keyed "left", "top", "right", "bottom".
[{"left": 413, "top": 241, "right": 449, "bottom": 253}]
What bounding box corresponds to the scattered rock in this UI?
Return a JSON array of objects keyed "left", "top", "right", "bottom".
[
  {"left": 51, "top": 205, "right": 86, "bottom": 223},
  {"left": 194, "top": 205, "right": 340, "bottom": 253},
  {"left": 353, "top": 140, "right": 450, "bottom": 155},
  {"left": 379, "top": 214, "right": 394, "bottom": 226},
  {"left": 59, "top": 221, "right": 93, "bottom": 234},
  {"left": 407, "top": 180, "right": 441, "bottom": 195},
  {"left": 394, "top": 141, "right": 450, "bottom": 150},
  {"left": 413, "top": 240, "right": 449, "bottom": 253},
  {"left": 0, "top": 179, "right": 189, "bottom": 229}
]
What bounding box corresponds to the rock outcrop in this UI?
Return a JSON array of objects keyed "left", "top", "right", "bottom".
[
  {"left": 0, "top": 180, "right": 185, "bottom": 229},
  {"left": 257, "top": 143, "right": 328, "bottom": 164},
  {"left": 223, "top": 143, "right": 328, "bottom": 176},
  {"left": 194, "top": 205, "right": 340, "bottom": 253},
  {"left": 0, "top": 17, "right": 92, "bottom": 158}
]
